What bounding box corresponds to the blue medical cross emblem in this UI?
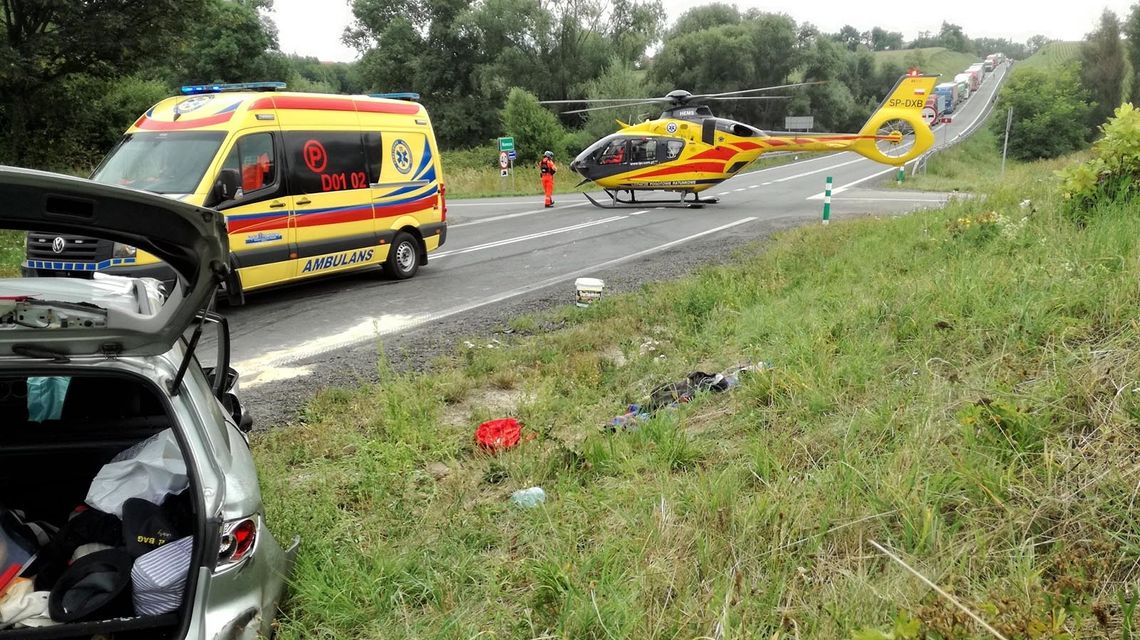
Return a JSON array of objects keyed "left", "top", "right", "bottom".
[{"left": 392, "top": 140, "right": 413, "bottom": 174}]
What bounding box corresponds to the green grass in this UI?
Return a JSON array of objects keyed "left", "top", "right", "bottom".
[
  {"left": 256, "top": 141, "right": 1140, "bottom": 638},
  {"left": 0, "top": 231, "right": 24, "bottom": 277},
  {"left": 872, "top": 47, "right": 980, "bottom": 81},
  {"left": 1016, "top": 42, "right": 1081, "bottom": 73},
  {"left": 895, "top": 126, "right": 1064, "bottom": 193}
]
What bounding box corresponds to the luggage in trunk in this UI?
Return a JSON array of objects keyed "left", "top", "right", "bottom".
[{"left": 0, "top": 374, "right": 198, "bottom": 639}]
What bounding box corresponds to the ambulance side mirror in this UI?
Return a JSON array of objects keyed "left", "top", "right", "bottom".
[{"left": 214, "top": 169, "right": 241, "bottom": 204}]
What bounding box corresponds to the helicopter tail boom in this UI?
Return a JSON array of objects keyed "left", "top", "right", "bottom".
[{"left": 762, "top": 74, "right": 938, "bottom": 166}]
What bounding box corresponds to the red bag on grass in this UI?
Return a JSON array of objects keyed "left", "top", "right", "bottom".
[{"left": 475, "top": 418, "right": 522, "bottom": 452}]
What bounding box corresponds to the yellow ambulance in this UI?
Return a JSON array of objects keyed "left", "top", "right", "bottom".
[{"left": 23, "top": 82, "right": 447, "bottom": 301}]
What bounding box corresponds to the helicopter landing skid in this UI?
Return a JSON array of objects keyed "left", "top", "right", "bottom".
[{"left": 584, "top": 190, "right": 707, "bottom": 209}]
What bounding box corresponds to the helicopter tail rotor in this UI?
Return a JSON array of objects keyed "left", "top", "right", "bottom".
[{"left": 849, "top": 73, "right": 939, "bottom": 165}]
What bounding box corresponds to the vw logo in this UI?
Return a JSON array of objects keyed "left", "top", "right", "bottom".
[{"left": 51, "top": 237, "right": 65, "bottom": 254}]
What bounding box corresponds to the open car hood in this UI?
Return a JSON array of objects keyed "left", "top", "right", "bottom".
[{"left": 0, "top": 167, "right": 229, "bottom": 357}]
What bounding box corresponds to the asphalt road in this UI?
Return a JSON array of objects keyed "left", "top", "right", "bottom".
[{"left": 226, "top": 63, "right": 1007, "bottom": 425}]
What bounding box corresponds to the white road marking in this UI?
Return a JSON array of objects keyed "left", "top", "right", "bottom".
[
  {"left": 717, "top": 191, "right": 731, "bottom": 196},
  {"left": 450, "top": 202, "right": 589, "bottom": 228},
  {"left": 236, "top": 217, "right": 759, "bottom": 387},
  {"left": 748, "top": 185, "right": 759, "bottom": 189},
  {"left": 734, "top": 188, "right": 746, "bottom": 192},
  {"left": 772, "top": 157, "right": 865, "bottom": 183},
  {"left": 808, "top": 166, "right": 895, "bottom": 199},
  {"left": 629, "top": 210, "right": 650, "bottom": 216},
  {"left": 434, "top": 215, "right": 627, "bottom": 258},
  {"left": 833, "top": 197, "right": 948, "bottom": 202}
]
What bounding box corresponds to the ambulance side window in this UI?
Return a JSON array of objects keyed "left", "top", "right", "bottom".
[
  {"left": 222, "top": 133, "right": 278, "bottom": 195},
  {"left": 664, "top": 139, "right": 685, "bottom": 160},
  {"left": 283, "top": 131, "right": 369, "bottom": 195},
  {"left": 364, "top": 133, "right": 383, "bottom": 184}
]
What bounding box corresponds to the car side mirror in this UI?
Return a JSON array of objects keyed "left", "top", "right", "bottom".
[
  {"left": 222, "top": 391, "right": 253, "bottom": 433},
  {"left": 214, "top": 168, "right": 241, "bottom": 203},
  {"left": 204, "top": 365, "right": 241, "bottom": 395}
]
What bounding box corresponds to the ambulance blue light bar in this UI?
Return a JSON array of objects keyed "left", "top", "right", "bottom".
[
  {"left": 179, "top": 82, "right": 287, "bottom": 95},
  {"left": 369, "top": 92, "right": 421, "bottom": 101}
]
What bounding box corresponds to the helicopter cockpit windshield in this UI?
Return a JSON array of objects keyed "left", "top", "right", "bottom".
[{"left": 571, "top": 134, "right": 689, "bottom": 179}]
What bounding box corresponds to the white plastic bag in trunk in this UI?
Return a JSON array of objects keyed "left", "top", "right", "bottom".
[{"left": 85, "top": 430, "right": 189, "bottom": 518}]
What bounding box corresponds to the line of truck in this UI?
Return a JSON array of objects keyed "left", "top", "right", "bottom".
[{"left": 925, "top": 52, "right": 1007, "bottom": 116}]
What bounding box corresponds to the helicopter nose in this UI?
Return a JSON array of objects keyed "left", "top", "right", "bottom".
[{"left": 570, "top": 159, "right": 588, "bottom": 177}]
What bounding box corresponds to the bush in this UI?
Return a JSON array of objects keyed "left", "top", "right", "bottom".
[
  {"left": 561, "top": 130, "right": 595, "bottom": 160},
  {"left": 443, "top": 145, "right": 500, "bottom": 171},
  {"left": 502, "top": 87, "right": 567, "bottom": 164},
  {"left": 1058, "top": 102, "right": 1140, "bottom": 220},
  {"left": 991, "top": 66, "right": 1092, "bottom": 161}
]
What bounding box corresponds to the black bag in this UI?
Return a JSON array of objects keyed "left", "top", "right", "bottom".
[
  {"left": 48, "top": 548, "right": 134, "bottom": 623},
  {"left": 647, "top": 372, "right": 729, "bottom": 411},
  {"left": 28, "top": 507, "right": 122, "bottom": 591}
]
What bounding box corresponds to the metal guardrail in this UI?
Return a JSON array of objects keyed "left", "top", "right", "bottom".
[{"left": 910, "top": 65, "right": 1009, "bottom": 176}]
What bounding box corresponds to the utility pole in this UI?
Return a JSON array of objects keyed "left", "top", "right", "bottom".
[{"left": 1001, "top": 107, "right": 1013, "bottom": 177}]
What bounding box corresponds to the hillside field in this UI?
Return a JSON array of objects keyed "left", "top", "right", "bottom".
[
  {"left": 872, "top": 47, "right": 979, "bottom": 81},
  {"left": 1015, "top": 41, "right": 1081, "bottom": 73}
]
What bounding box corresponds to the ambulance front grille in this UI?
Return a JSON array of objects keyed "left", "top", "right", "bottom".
[{"left": 26, "top": 233, "right": 113, "bottom": 261}]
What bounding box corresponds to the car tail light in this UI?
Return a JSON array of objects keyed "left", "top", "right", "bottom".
[
  {"left": 216, "top": 517, "right": 257, "bottom": 570},
  {"left": 439, "top": 182, "right": 447, "bottom": 221}
]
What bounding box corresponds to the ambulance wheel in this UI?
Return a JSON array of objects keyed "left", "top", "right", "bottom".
[{"left": 386, "top": 232, "right": 420, "bottom": 280}]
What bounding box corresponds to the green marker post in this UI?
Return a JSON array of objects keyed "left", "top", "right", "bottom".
[
  {"left": 897, "top": 167, "right": 905, "bottom": 185},
  {"left": 822, "top": 176, "right": 832, "bottom": 225}
]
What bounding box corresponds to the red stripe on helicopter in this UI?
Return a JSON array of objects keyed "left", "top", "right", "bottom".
[
  {"left": 690, "top": 147, "right": 739, "bottom": 161},
  {"left": 135, "top": 112, "right": 235, "bottom": 131},
  {"left": 734, "top": 141, "right": 762, "bottom": 151},
  {"left": 632, "top": 162, "right": 727, "bottom": 178}
]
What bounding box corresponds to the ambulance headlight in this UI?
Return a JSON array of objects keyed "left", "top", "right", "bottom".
[{"left": 112, "top": 243, "right": 136, "bottom": 258}]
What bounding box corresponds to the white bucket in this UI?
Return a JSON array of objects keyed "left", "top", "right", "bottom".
[{"left": 575, "top": 277, "right": 605, "bottom": 307}]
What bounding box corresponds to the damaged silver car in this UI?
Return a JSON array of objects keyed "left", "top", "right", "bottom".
[{"left": 0, "top": 167, "right": 297, "bottom": 639}]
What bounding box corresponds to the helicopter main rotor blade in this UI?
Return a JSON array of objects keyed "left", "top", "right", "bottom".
[
  {"left": 703, "top": 96, "right": 794, "bottom": 101},
  {"left": 560, "top": 99, "right": 668, "bottom": 115},
  {"left": 539, "top": 98, "right": 663, "bottom": 105},
  {"left": 691, "top": 81, "right": 826, "bottom": 100}
]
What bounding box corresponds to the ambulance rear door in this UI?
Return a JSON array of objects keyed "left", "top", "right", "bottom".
[{"left": 368, "top": 126, "right": 441, "bottom": 250}]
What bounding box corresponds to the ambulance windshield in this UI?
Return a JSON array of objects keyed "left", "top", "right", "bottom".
[{"left": 93, "top": 131, "right": 226, "bottom": 195}]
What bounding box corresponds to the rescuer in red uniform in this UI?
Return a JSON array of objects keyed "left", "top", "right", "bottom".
[{"left": 539, "top": 150, "right": 557, "bottom": 208}]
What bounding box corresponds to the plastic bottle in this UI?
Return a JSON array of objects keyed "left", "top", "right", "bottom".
[{"left": 510, "top": 487, "right": 546, "bottom": 507}]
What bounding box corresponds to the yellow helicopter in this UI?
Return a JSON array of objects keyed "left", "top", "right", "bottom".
[{"left": 544, "top": 72, "right": 939, "bottom": 208}]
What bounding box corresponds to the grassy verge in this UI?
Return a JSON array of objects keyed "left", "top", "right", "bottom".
[
  {"left": 256, "top": 144, "right": 1140, "bottom": 638},
  {"left": 0, "top": 231, "right": 24, "bottom": 277},
  {"left": 896, "top": 127, "right": 1005, "bottom": 193}
]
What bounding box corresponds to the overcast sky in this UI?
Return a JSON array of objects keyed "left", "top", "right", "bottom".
[{"left": 271, "top": 0, "right": 1137, "bottom": 63}]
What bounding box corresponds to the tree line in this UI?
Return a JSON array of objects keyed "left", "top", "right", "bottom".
[
  {"left": 1, "top": 0, "right": 1044, "bottom": 170},
  {"left": 991, "top": 4, "right": 1140, "bottom": 162},
  {"left": 0, "top": 0, "right": 361, "bottom": 169}
]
